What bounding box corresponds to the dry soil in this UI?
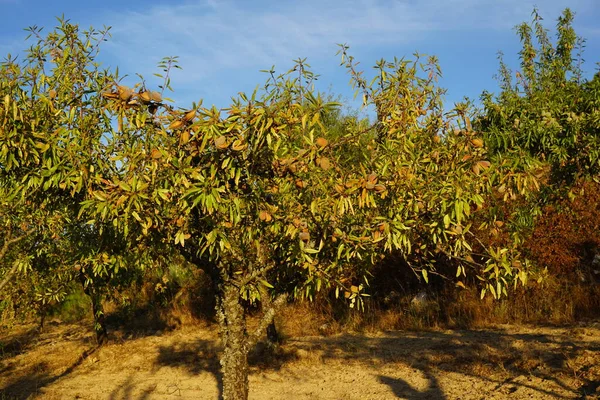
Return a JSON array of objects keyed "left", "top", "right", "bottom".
[{"left": 1, "top": 321, "right": 599, "bottom": 399}]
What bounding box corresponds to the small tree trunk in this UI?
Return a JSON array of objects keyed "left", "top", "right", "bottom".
[
  {"left": 266, "top": 320, "right": 280, "bottom": 345},
  {"left": 219, "top": 285, "right": 250, "bottom": 400},
  {"left": 0, "top": 262, "right": 19, "bottom": 293},
  {"left": 91, "top": 293, "right": 108, "bottom": 345},
  {"left": 38, "top": 303, "right": 47, "bottom": 332},
  {"left": 0, "top": 228, "right": 34, "bottom": 293},
  {"left": 258, "top": 286, "right": 281, "bottom": 346},
  {"left": 80, "top": 273, "right": 108, "bottom": 345}
]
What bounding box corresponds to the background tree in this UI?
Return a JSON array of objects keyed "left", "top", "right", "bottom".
[
  {"left": 0, "top": 18, "right": 143, "bottom": 342},
  {"left": 478, "top": 8, "right": 599, "bottom": 184},
  {"left": 474, "top": 8, "right": 600, "bottom": 314}
]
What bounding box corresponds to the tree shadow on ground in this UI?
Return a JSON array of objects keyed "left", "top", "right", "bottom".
[
  {"left": 248, "top": 341, "right": 300, "bottom": 371},
  {"left": 152, "top": 338, "right": 222, "bottom": 398},
  {"left": 578, "top": 379, "right": 600, "bottom": 399},
  {"left": 147, "top": 337, "right": 299, "bottom": 399},
  {"left": 378, "top": 370, "right": 446, "bottom": 400},
  {"left": 289, "top": 327, "right": 600, "bottom": 399},
  {"left": 0, "top": 322, "right": 95, "bottom": 391},
  {"left": 107, "top": 374, "right": 158, "bottom": 400},
  {"left": 2, "top": 321, "right": 599, "bottom": 399},
  {"left": 0, "top": 345, "right": 98, "bottom": 399},
  {"left": 0, "top": 326, "right": 42, "bottom": 360}
]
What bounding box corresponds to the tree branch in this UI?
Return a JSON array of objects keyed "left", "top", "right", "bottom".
[
  {"left": 248, "top": 293, "right": 288, "bottom": 349},
  {"left": 0, "top": 261, "right": 20, "bottom": 293},
  {"left": 0, "top": 228, "right": 35, "bottom": 293},
  {"left": 0, "top": 228, "right": 34, "bottom": 261},
  {"left": 237, "top": 262, "right": 276, "bottom": 288}
]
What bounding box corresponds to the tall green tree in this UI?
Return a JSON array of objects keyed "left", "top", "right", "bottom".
[
  {"left": 0, "top": 18, "right": 139, "bottom": 341},
  {"left": 478, "top": 8, "right": 600, "bottom": 183}
]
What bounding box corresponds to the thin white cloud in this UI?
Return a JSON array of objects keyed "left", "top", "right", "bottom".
[{"left": 91, "top": 0, "right": 597, "bottom": 105}]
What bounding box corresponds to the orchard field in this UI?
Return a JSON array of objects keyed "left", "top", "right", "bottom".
[{"left": 1, "top": 8, "right": 600, "bottom": 400}]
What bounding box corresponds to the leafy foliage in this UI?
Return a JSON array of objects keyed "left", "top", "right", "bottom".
[{"left": 478, "top": 8, "right": 600, "bottom": 183}]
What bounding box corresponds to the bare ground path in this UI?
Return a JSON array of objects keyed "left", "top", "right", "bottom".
[{"left": 1, "top": 321, "right": 599, "bottom": 399}]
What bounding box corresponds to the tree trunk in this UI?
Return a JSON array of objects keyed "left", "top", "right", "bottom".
[
  {"left": 258, "top": 286, "right": 282, "bottom": 346},
  {"left": 266, "top": 320, "right": 280, "bottom": 345},
  {"left": 219, "top": 284, "right": 250, "bottom": 400},
  {"left": 91, "top": 293, "right": 108, "bottom": 345},
  {"left": 80, "top": 273, "right": 108, "bottom": 345},
  {"left": 38, "top": 303, "right": 47, "bottom": 332}
]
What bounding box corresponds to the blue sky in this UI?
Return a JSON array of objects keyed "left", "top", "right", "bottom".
[{"left": 1, "top": 0, "right": 599, "bottom": 112}]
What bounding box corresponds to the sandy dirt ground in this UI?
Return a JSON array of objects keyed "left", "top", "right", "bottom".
[{"left": 1, "top": 321, "right": 599, "bottom": 399}]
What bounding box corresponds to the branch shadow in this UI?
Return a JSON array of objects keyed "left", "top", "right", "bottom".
[
  {"left": 378, "top": 369, "right": 446, "bottom": 400},
  {"left": 248, "top": 340, "right": 300, "bottom": 371},
  {"left": 0, "top": 345, "right": 99, "bottom": 399},
  {"left": 288, "top": 327, "right": 600, "bottom": 399},
  {"left": 152, "top": 338, "right": 223, "bottom": 398},
  {"left": 0, "top": 326, "right": 42, "bottom": 360},
  {"left": 107, "top": 374, "right": 158, "bottom": 400}
]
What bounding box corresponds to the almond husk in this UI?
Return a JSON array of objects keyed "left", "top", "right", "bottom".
[
  {"left": 299, "top": 231, "right": 310, "bottom": 242},
  {"left": 102, "top": 92, "right": 119, "bottom": 99},
  {"left": 117, "top": 86, "right": 133, "bottom": 101},
  {"left": 317, "top": 157, "right": 331, "bottom": 170},
  {"left": 315, "top": 137, "right": 328, "bottom": 148},
  {"left": 150, "top": 91, "right": 162, "bottom": 102},
  {"left": 214, "top": 136, "right": 229, "bottom": 149},
  {"left": 151, "top": 148, "right": 162, "bottom": 159},
  {"left": 169, "top": 120, "right": 185, "bottom": 130},
  {"left": 259, "top": 210, "right": 272, "bottom": 222},
  {"left": 478, "top": 160, "right": 491, "bottom": 169},
  {"left": 374, "top": 184, "right": 387, "bottom": 193},
  {"left": 471, "top": 138, "right": 484, "bottom": 148},
  {"left": 180, "top": 130, "right": 190, "bottom": 144},
  {"left": 182, "top": 109, "right": 196, "bottom": 122},
  {"left": 231, "top": 139, "right": 247, "bottom": 152},
  {"left": 139, "top": 91, "right": 152, "bottom": 103}
]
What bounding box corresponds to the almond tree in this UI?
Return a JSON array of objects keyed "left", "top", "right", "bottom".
[
  {"left": 0, "top": 18, "right": 138, "bottom": 341},
  {"left": 88, "top": 50, "right": 534, "bottom": 399}
]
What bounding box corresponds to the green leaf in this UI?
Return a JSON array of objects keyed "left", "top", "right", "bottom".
[{"left": 421, "top": 269, "right": 429, "bottom": 283}]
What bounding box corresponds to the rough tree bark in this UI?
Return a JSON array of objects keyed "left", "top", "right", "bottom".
[
  {"left": 90, "top": 291, "right": 108, "bottom": 345},
  {"left": 259, "top": 286, "right": 281, "bottom": 346},
  {"left": 217, "top": 283, "right": 288, "bottom": 400},
  {"left": 0, "top": 262, "right": 19, "bottom": 293},
  {"left": 219, "top": 284, "right": 250, "bottom": 400}
]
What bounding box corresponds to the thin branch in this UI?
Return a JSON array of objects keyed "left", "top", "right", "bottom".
[
  {"left": 0, "top": 261, "right": 20, "bottom": 293},
  {"left": 237, "top": 262, "right": 276, "bottom": 288},
  {"left": 0, "top": 227, "right": 35, "bottom": 293},
  {"left": 0, "top": 227, "right": 34, "bottom": 261},
  {"left": 329, "top": 122, "right": 379, "bottom": 150}
]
